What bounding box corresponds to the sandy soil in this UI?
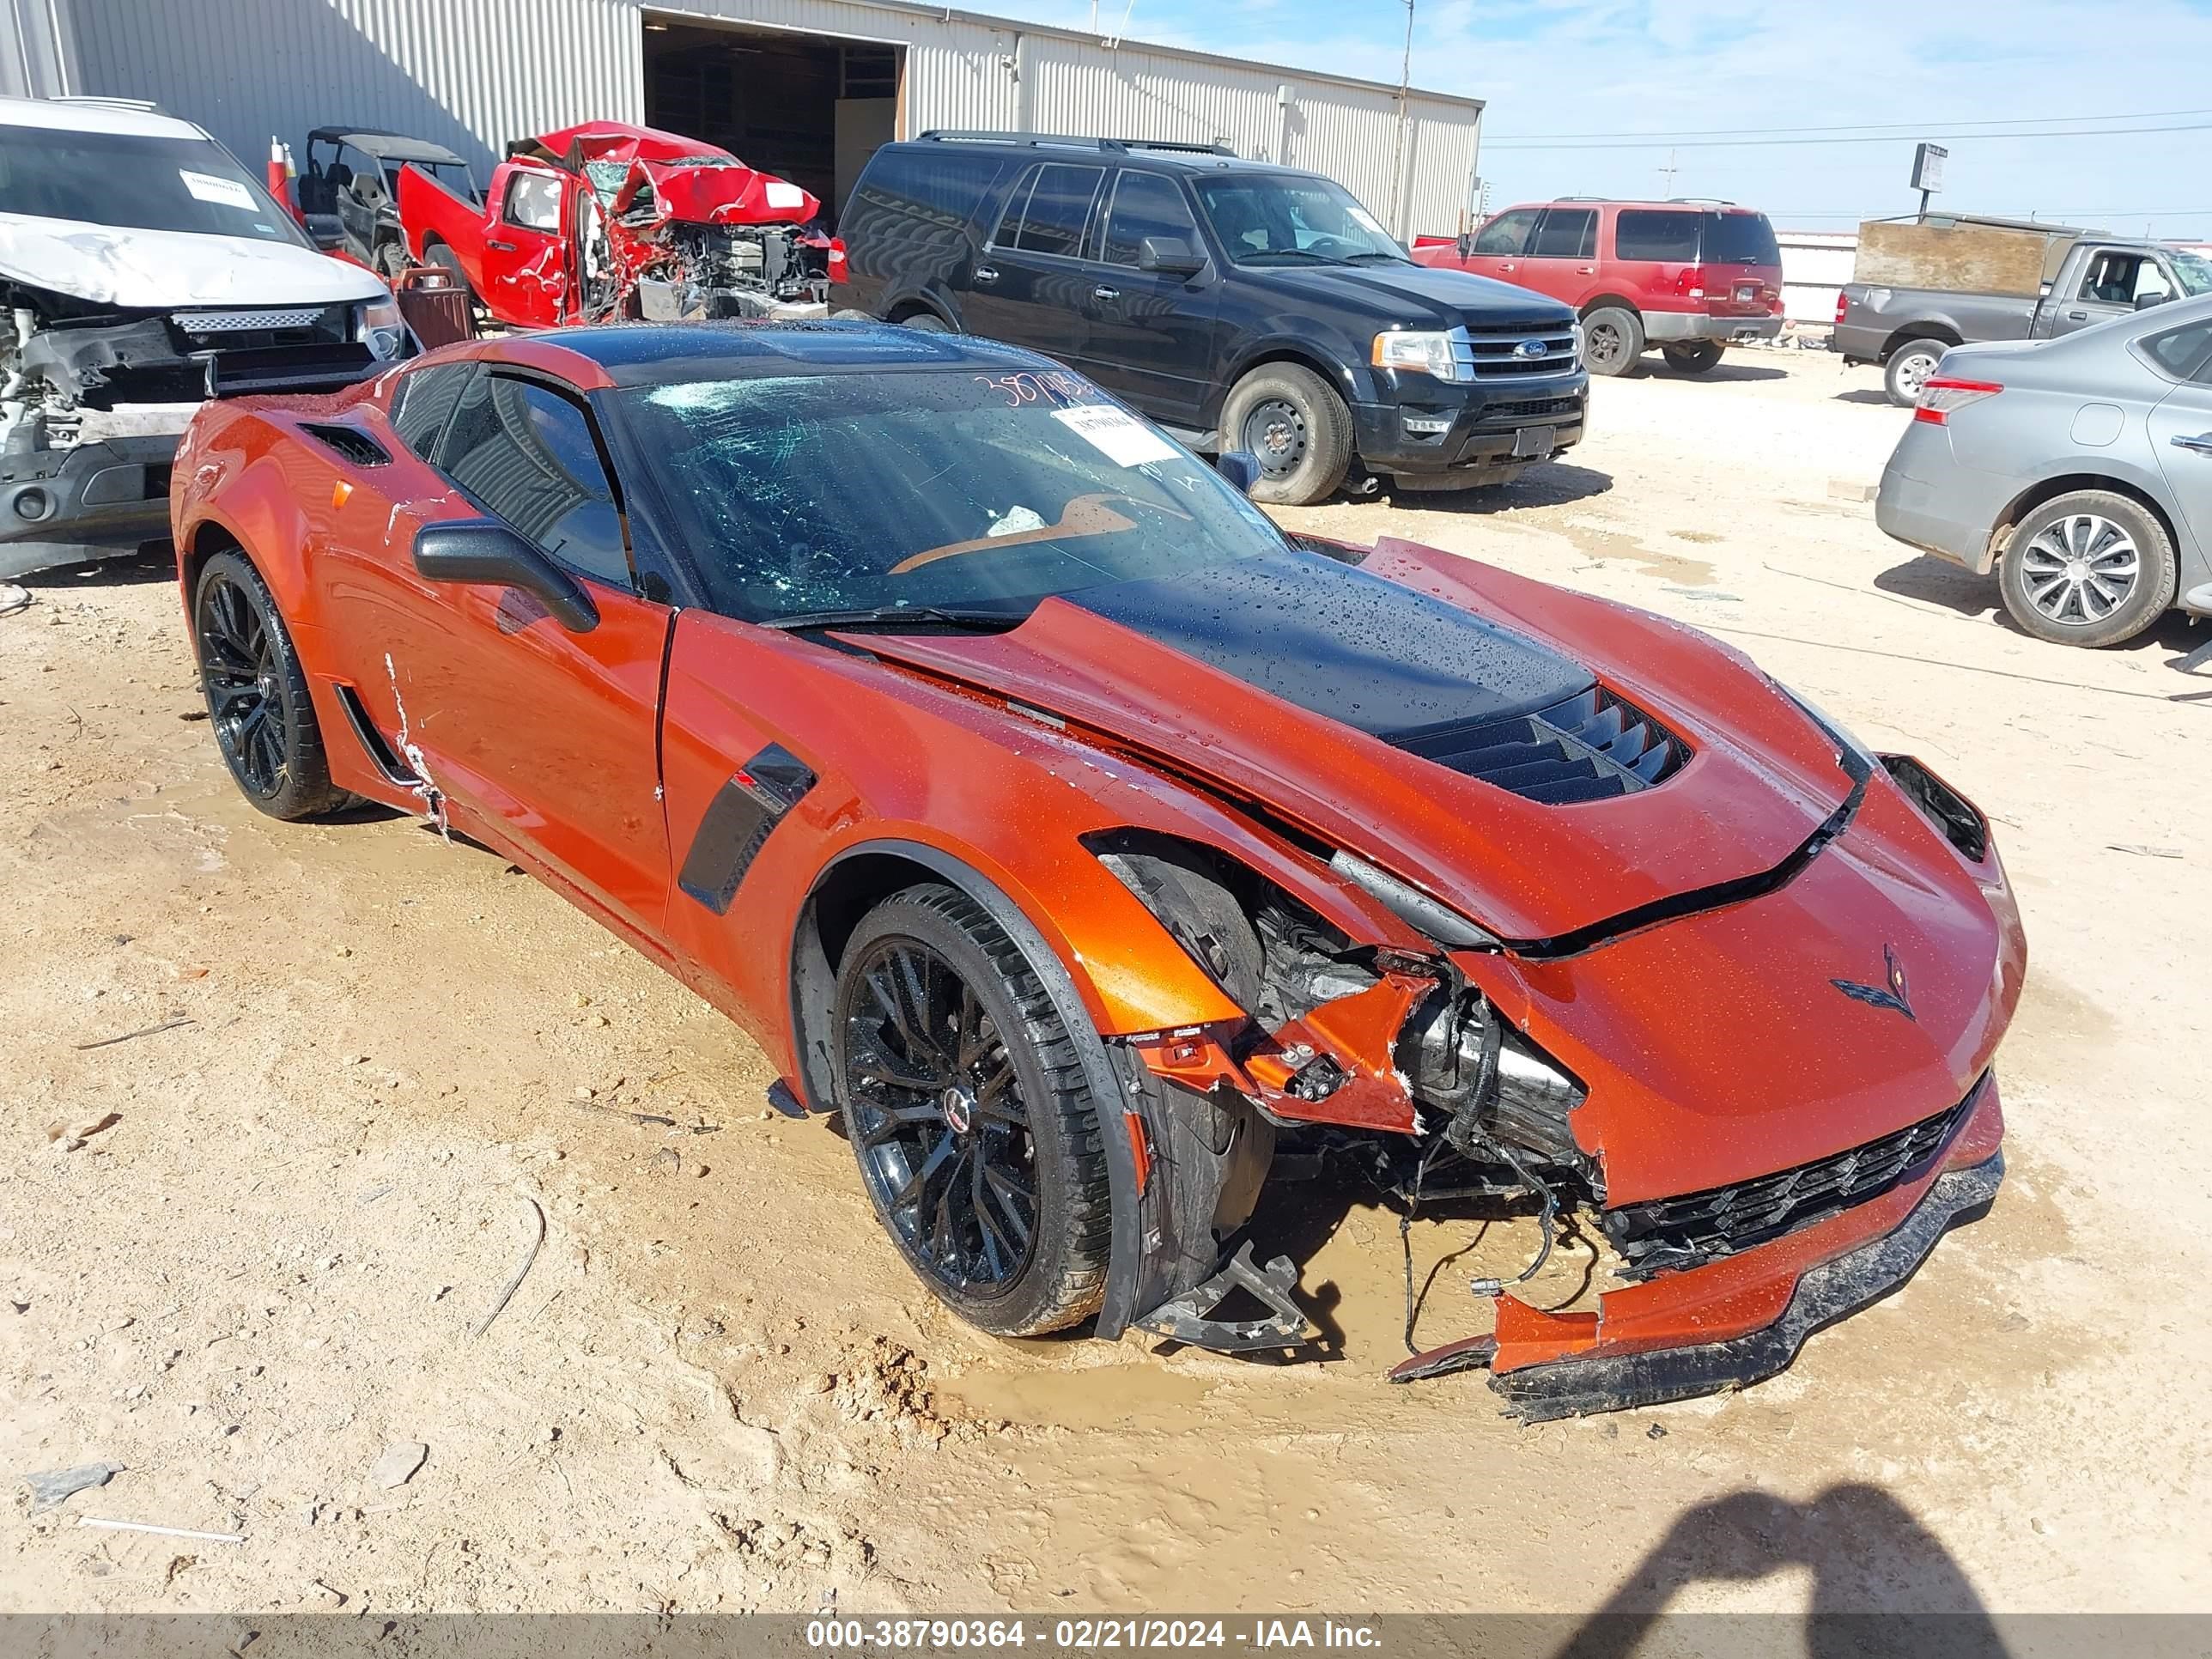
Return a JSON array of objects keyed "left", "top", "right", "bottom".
[{"left": 3, "top": 349, "right": 2208, "bottom": 1618}]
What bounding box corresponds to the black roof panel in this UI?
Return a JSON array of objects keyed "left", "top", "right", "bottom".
[
  {"left": 548, "top": 319, "right": 1066, "bottom": 386},
  {"left": 309, "top": 127, "right": 469, "bottom": 166}
]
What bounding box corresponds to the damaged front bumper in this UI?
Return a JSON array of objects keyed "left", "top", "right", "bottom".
[
  {"left": 1395, "top": 1077, "right": 2007, "bottom": 1419},
  {"left": 0, "top": 429, "right": 179, "bottom": 579},
  {"left": 1484, "top": 1150, "right": 2002, "bottom": 1420}
]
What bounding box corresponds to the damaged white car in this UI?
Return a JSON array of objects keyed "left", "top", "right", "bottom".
[{"left": 0, "top": 95, "right": 406, "bottom": 580}]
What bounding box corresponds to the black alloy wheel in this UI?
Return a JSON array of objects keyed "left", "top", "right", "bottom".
[
  {"left": 835, "top": 884, "right": 1111, "bottom": 1335},
  {"left": 192, "top": 550, "right": 343, "bottom": 821}
]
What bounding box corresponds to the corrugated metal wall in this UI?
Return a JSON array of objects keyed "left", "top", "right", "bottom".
[
  {"left": 65, "top": 0, "right": 1477, "bottom": 236},
  {"left": 1, "top": 0, "right": 78, "bottom": 99}
]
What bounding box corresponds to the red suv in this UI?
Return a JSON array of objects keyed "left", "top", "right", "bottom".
[{"left": 1415, "top": 199, "right": 1784, "bottom": 376}]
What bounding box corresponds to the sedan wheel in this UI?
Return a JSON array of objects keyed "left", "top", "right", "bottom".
[
  {"left": 1997, "top": 490, "right": 2177, "bottom": 647},
  {"left": 836, "top": 884, "right": 1112, "bottom": 1335}
]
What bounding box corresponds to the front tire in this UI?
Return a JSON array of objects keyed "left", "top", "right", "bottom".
[
  {"left": 1883, "top": 337, "right": 1947, "bottom": 407},
  {"left": 192, "top": 550, "right": 344, "bottom": 821},
  {"left": 1661, "top": 340, "right": 1723, "bottom": 374},
  {"left": 1220, "top": 362, "right": 1353, "bottom": 506},
  {"left": 1582, "top": 306, "right": 1644, "bottom": 376},
  {"left": 1997, "top": 490, "right": 2176, "bottom": 647},
  {"left": 835, "top": 884, "right": 1112, "bottom": 1336}
]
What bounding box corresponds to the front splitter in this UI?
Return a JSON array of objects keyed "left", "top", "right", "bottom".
[{"left": 1486, "top": 1152, "right": 2004, "bottom": 1421}]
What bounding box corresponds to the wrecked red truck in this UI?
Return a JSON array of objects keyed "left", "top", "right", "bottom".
[{"left": 395, "top": 121, "right": 836, "bottom": 327}]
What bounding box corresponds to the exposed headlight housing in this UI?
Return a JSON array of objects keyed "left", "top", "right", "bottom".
[
  {"left": 1328, "top": 850, "right": 1498, "bottom": 951},
  {"left": 357, "top": 295, "right": 406, "bottom": 360},
  {"left": 1773, "top": 679, "right": 1877, "bottom": 771},
  {"left": 1372, "top": 327, "right": 1470, "bottom": 383}
]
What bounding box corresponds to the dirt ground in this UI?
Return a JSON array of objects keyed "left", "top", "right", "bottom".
[{"left": 3, "top": 349, "right": 2209, "bottom": 1620}]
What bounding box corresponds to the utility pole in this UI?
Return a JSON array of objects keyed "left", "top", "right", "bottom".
[
  {"left": 1390, "top": 0, "right": 1414, "bottom": 236},
  {"left": 1657, "top": 148, "right": 1679, "bottom": 196}
]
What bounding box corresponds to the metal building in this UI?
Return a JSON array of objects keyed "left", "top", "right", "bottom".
[{"left": 27, "top": 0, "right": 1483, "bottom": 240}]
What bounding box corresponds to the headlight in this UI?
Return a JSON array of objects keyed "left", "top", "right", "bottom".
[
  {"left": 1371, "top": 329, "right": 1467, "bottom": 382},
  {"left": 357, "top": 296, "right": 406, "bottom": 360}
]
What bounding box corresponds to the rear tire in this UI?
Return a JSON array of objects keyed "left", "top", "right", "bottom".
[
  {"left": 191, "top": 550, "right": 345, "bottom": 821},
  {"left": 899, "top": 312, "right": 951, "bottom": 333},
  {"left": 1661, "top": 340, "right": 1723, "bottom": 374},
  {"left": 1220, "top": 362, "right": 1353, "bottom": 506},
  {"left": 1582, "top": 306, "right": 1644, "bottom": 376},
  {"left": 1997, "top": 490, "right": 2175, "bottom": 647},
  {"left": 835, "top": 884, "right": 1112, "bottom": 1337},
  {"left": 424, "top": 241, "right": 475, "bottom": 304},
  {"left": 1883, "top": 337, "right": 1948, "bottom": 407}
]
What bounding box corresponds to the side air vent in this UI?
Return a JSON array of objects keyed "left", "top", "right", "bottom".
[
  {"left": 301, "top": 422, "right": 391, "bottom": 466},
  {"left": 1394, "top": 684, "right": 1686, "bottom": 805}
]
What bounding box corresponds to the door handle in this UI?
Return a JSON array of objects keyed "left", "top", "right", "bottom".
[
  {"left": 2172, "top": 432, "right": 2212, "bottom": 456},
  {"left": 1575, "top": 264, "right": 1596, "bottom": 274},
  {"left": 487, "top": 238, "right": 517, "bottom": 252},
  {"left": 1091, "top": 285, "right": 1121, "bottom": 301},
  {"left": 973, "top": 264, "right": 1000, "bottom": 284},
  {"left": 1498, "top": 262, "right": 1517, "bottom": 272},
  {"left": 2065, "top": 309, "right": 2087, "bottom": 320}
]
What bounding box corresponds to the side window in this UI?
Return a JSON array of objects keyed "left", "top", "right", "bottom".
[
  {"left": 434, "top": 372, "right": 629, "bottom": 586},
  {"left": 1471, "top": 209, "right": 1537, "bottom": 255},
  {"left": 502, "top": 170, "right": 562, "bottom": 233},
  {"left": 855, "top": 148, "right": 995, "bottom": 227},
  {"left": 1528, "top": 208, "right": 1595, "bottom": 259},
  {"left": 1614, "top": 210, "right": 1701, "bottom": 262},
  {"left": 1006, "top": 163, "right": 1105, "bottom": 258},
  {"left": 390, "top": 362, "right": 474, "bottom": 462},
  {"left": 1101, "top": 172, "right": 1200, "bottom": 266},
  {"left": 2145, "top": 320, "right": 2212, "bottom": 381}
]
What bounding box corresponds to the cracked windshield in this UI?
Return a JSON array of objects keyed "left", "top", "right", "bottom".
[{"left": 618, "top": 368, "right": 1291, "bottom": 624}]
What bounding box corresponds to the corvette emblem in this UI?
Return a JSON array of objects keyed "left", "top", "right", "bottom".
[{"left": 1832, "top": 945, "right": 1915, "bottom": 1022}]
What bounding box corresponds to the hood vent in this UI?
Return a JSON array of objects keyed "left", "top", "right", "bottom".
[
  {"left": 301, "top": 422, "right": 391, "bottom": 466},
  {"left": 1394, "top": 684, "right": 1686, "bottom": 804}
]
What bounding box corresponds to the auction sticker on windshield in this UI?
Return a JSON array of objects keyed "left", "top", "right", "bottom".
[
  {"left": 1054, "top": 404, "right": 1178, "bottom": 467},
  {"left": 180, "top": 170, "right": 257, "bottom": 210}
]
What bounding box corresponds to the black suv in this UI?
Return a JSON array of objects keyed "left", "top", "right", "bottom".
[{"left": 837, "top": 132, "right": 1588, "bottom": 505}]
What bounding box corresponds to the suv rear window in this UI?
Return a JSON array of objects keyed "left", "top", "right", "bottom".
[
  {"left": 850, "top": 145, "right": 1000, "bottom": 228},
  {"left": 1704, "top": 211, "right": 1780, "bottom": 265},
  {"left": 1000, "top": 164, "right": 1106, "bottom": 258}
]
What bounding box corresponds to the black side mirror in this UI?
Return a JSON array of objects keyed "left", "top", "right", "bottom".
[
  {"left": 1456, "top": 232, "right": 1474, "bottom": 258},
  {"left": 2136, "top": 290, "right": 2171, "bottom": 310},
  {"left": 1217, "top": 450, "right": 1261, "bottom": 495},
  {"left": 303, "top": 213, "right": 347, "bottom": 252},
  {"left": 412, "top": 520, "right": 599, "bottom": 633},
  {"left": 1137, "top": 234, "right": 1205, "bottom": 276}
]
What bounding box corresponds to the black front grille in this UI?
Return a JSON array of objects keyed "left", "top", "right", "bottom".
[
  {"left": 1474, "top": 394, "right": 1584, "bottom": 427},
  {"left": 1394, "top": 684, "right": 1686, "bottom": 804},
  {"left": 1603, "top": 1079, "right": 1984, "bottom": 1277}
]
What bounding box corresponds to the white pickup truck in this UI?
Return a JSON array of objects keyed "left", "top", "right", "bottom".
[{"left": 0, "top": 95, "right": 408, "bottom": 580}]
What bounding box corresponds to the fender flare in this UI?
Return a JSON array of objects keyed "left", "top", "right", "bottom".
[{"left": 791, "top": 837, "right": 1156, "bottom": 1337}]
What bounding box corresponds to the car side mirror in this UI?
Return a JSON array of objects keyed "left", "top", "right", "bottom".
[
  {"left": 1137, "top": 234, "right": 1205, "bottom": 276},
  {"left": 2136, "top": 291, "right": 2171, "bottom": 310},
  {"left": 412, "top": 520, "right": 599, "bottom": 633},
  {"left": 1217, "top": 450, "right": 1261, "bottom": 495},
  {"left": 303, "top": 213, "right": 348, "bottom": 252},
  {"left": 1456, "top": 232, "right": 1474, "bottom": 258}
]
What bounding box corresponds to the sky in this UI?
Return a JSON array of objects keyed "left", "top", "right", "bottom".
[{"left": 968, "top": 0, "right": 2212, "bottom": 236}]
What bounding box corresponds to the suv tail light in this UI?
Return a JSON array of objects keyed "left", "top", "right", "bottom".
[
  {"left": 1914, "top": 377, "right": 2002, "bottom": 425},
  {"left": 1674, "top": 264, "right": 1709, "bottom": 301}
]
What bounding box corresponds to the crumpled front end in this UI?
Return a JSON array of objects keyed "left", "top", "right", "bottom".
[{"left": 537, "top": 122, "right": 834, "bottom": 323}]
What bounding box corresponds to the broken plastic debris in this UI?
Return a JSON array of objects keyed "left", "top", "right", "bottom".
[
  {"left": 368, "top": 1442, "right": 428, "bottom": 1489},
  {"left": 23, "top": 1462, "right": 121, "bottom": 1514}
]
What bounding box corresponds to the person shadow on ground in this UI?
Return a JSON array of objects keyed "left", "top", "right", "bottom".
[{"left": 1554, "top": 1483, "right": 2009, "bottom": 1659}]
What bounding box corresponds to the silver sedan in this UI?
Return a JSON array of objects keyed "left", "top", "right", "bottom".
[{"left": 1875, "top": 292, "right": 2212, "bottom": 647}]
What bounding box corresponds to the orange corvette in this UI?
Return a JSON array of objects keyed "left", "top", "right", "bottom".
[{"left": 171, "top": 323, "right": 2023, "bottom": 1418}]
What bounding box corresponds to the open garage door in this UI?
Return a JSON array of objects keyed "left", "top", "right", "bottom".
[{"left": 642, "top": 12, "right": 902, "bottom": 232}]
